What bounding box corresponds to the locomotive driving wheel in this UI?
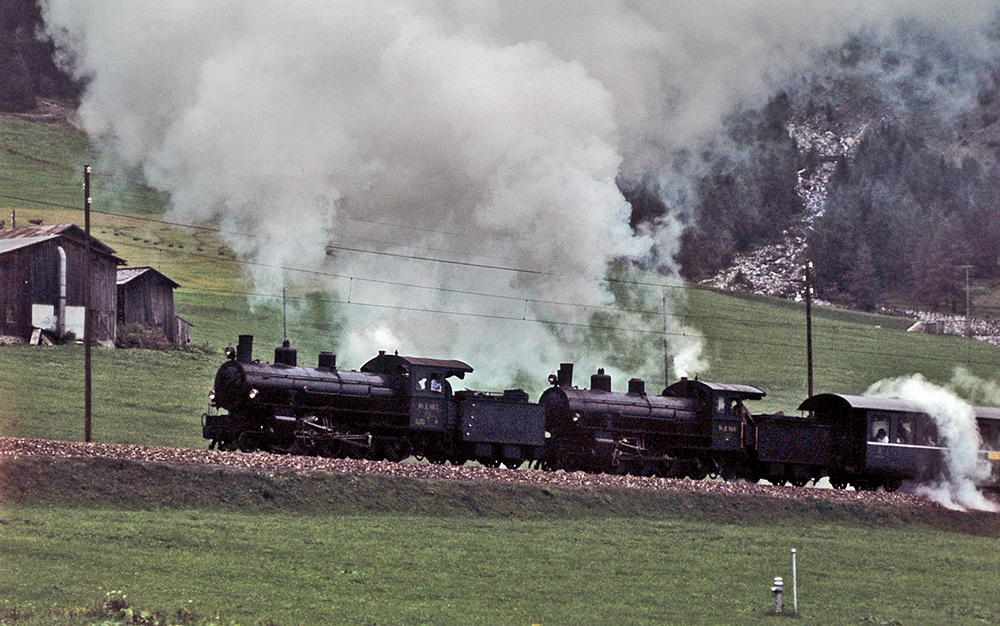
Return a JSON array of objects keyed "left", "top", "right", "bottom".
[
  {"left": 381, "top": 438, "right": 411, "bottom": 463},
  {"left": 315, "top": 440, "right": 343, "bottom": 458},
  {"left": 686, "top": 459, "right": 709, "bottom": 481},
  {"left": 237, "top": 431, "right": 260, "bottom": 452},
  {"left": 882, "top": 477, "right": 903, "bottom": 492},
  {"left": 426, "top": 452, "right": 448, "bottom": 465}
]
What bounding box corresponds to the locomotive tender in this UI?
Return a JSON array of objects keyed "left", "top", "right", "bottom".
[{"left": 204, "top": 335, "right": 1000, "bottom": 491}]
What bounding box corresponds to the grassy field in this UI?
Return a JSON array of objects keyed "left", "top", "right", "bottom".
[
  {"left": 1, "top": 456, "right": 999, "bottom": 626},
  {"left": 3, "top": 115, "right": 1000, "bottom": 626},
  {"left": 6, "top": 506, "right": 999, "bottom": 626},
  {"left": 2, "top": 284, "right": 997, "bottom": 444}
]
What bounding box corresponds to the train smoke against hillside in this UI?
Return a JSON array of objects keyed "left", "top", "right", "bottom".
[{"left": 39, "top": 1, "right": 1000, "bottom": 386}]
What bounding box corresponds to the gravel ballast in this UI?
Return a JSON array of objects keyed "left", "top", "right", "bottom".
[{"left": 0, "top": 436, "right": 955, "bottom": 511}]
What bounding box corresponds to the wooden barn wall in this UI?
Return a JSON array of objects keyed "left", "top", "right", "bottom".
[
  {"left": 118, "top": 273, "right": 176, "bottom": 341},
  {"left": 0, "top": 247, "right": 32, "bottom": 337},
  {"left": 174, "top": 317, "right": 191, "bottom": 344},
  {"left": 0, "top": 238, "right": 119, "bottom": 342}
]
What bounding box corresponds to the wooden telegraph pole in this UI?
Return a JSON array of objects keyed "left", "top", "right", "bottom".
[
  {"left": 804, "top": 260, "right": 814, "bottom": 399},
  {"left": 84, "top": 165, "right": 92, "bottom": 442}
]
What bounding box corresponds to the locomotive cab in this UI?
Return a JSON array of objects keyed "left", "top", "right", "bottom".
[
  {"left": 664, "top": 378, "right": 765, "bottom": 451},
  {"left": 361, "top": 352, "right": 473, "bottom": 432}
]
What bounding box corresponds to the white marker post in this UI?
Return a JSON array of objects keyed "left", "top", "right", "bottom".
[{"left": 791, "top": 548, "right": 798, "bottom": 616}]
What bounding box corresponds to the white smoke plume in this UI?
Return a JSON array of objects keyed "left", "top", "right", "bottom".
[
  {"left": 867, "top": 375, "right": 998, "bottom": 513},
  {"left": 38, "top": 1, "right": 1000, "bottom": 386},
  {"left": 950, "top": 366, "right": 1000, "bottom": 407}
]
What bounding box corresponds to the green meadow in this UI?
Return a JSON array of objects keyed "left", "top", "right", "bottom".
[{"left": 1, "top": 457, "right": 999, "bottom": 626}]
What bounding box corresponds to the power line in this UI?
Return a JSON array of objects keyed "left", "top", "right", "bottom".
[
  {"left": 100, "top": 225, "right": 937, "bottom": 344},
  {"left": 121, "top": 235, "right": 868, "bottom": 335},
  {"left": 177, "top": 282, "right": 1000, "bottom": 368}
]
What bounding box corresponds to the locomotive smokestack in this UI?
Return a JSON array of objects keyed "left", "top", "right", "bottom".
[
  {"left": 236, "top": 334, "right": 254, "bottom": 363},
  {"left": 557, "top": 363, "right": 574, "bottom": 388}
]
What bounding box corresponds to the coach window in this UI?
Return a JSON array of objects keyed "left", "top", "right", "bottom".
[
  {"left": 869, "top": 413, "right": 889, "bottom": 442},
  {"left": 895, "top": 416, "right": 915, "bottom": 444},
  {"left": 985, "top": 425, "right": 1000, "bottom": 450}
]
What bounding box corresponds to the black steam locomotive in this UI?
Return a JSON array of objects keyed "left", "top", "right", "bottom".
[{"left": 203, "top": 335, "right": 1000, "bottom": 491}]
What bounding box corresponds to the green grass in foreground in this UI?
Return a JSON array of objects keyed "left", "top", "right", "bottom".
[
  {"left": 1, "top": 456, "right": 998, "bottom": 626},
  {"left": 1, "top": 507, "right": 998, "bottom": 626}
]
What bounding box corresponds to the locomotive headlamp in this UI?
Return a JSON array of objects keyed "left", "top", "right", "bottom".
[
  {"left": 249, "top": 388, "right": 259, "bottom": 399},
  {"left": 224, "top": 346, "right": 236, "bottom": 360},
  {"left": 208, "top": 390, "right": 216, "bottom": 401}
]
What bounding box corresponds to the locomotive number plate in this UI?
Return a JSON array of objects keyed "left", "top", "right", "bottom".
[{"left": 412, "top": 399, "right": 444, "bottom": 429}]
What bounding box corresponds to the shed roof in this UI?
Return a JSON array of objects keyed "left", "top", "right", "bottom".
[
  {"left": 117, "top": 266, "right": 180, "bottom": 288},
  {"left": 0, "top": 235, "right": 56, "bottom": 254},
  {"left": 0, "top": 224, "right": 123, "bottom": 262}
]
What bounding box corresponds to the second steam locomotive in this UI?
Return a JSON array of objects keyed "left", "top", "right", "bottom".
[{"left": 204, "top": 335, "right": 1000, "bottom": 491}]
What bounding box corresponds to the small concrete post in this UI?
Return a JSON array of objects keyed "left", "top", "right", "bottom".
[{"left": 771, "top": 576, "right": 784, "bottom": 614}]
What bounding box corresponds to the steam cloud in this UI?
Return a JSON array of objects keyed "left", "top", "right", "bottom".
[
  {"left": 867, "top": 375, "right": 998, "bottom": 512},
  {"left": 39, "top": 1, "right": 1000, "bottom": 386},
  {"left": 951, "top": 366, "right": 1000, "bottom": 407}
]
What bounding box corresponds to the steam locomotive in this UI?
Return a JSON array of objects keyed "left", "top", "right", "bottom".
[{"left": 203, "top": 335, "right": 1000, "bottom": 491}]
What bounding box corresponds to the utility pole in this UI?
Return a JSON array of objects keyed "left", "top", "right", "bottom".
[
  {"left": 662, "top": 289, "right": 670, "bottom": 389},
  {"left": 804, "top": 261, "right": 814, "bottom": 398},
  {"left": 282, "top": 280, "right": 288, "bottom": 342},
  {"left": 958, "top": 265, "right": 973, "bottom": 339},
  {"left": 84, "top": 165, "right": 92, "bottom": 442}
]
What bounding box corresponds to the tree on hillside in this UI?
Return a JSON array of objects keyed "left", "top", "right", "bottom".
[
  {"left": 908, "top": 211, "right": 971, "bottom": 312},
  {"left": 811, "top": 118, "right": 994, "bottom": 311},
  {"left": 674, "top": 93, "right": 805, "bottom": 281},
  {"left": 0, "top": 0, "right": 78, "bottom": 112}
]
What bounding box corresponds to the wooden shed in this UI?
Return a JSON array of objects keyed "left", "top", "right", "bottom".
[
  {"left": 0, "top": 224, "right": 124, "bottom": 344},
  {"left": 116, "top": 266, "right": 185, "bottom": 344}
]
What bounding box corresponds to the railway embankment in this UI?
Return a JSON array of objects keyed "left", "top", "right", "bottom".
[{"left": 2, "top": 437, "right": 998, "bottom": 536}]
